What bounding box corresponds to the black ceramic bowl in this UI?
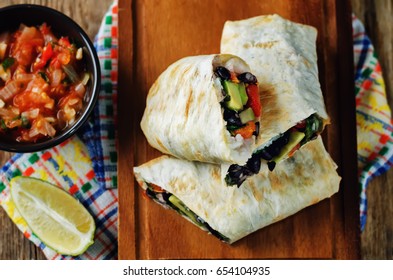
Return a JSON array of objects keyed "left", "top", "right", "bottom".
[{"left": 0, "top": 4, "right": 100, "bottom": 153}]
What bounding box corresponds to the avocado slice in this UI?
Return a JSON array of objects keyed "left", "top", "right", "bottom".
[
  {"left": 222, "top": 80, "right": 243, "bottom": 111},
  {"left": 271, "top": 131, "right": 305, "bottom": 162},
  {"left": 239, "top": 108, "right": 255, "bottom": 124},
  {"left": 168, "top": 195, "right": 203, "bottom": 226},
  {"left": 238, "top": 83, "right": 248, "bottom": 105}
]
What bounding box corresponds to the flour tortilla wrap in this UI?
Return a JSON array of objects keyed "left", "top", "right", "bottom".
[
  {"left": 221, "top": 14, "right": 329, "bottom": 147},
  {"left": 220, "top": 15, "right": 330, "bottom": 186},
  {"left": 133, "top": 137, "right": 340, "bottom": 244},
  {"left": 141, "top": 54, "right": 258, "bottom": 165}
]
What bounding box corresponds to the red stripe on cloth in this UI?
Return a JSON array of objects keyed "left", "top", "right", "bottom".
[
  {"left": 375, "top": 62, "right": 382, "bottom": 72},
  {"left": 96, "top": 199, "right": 117, "bottom": 218},
  {"left": 23, "top": 167, "right": 34, "bottom": 176},
  {"left": 368, "top": 152, "right": 378, "bottom": 162},
  {"left": 353, "top": 31, "right": 365, "bottom": 38},
  {"left": 111, "top": 48, "right": 117, "bottom": 59},
  {"left": 112, "top": 4, "right": 118, "bottom": 14},
  {"left": 358, "top": 102, "right": 393, "bottom": 120},
  {"left": 86, "top": 170, "right": 95, "bottom": 180},
  {"left": 24, "top": 232, "right": 30, "bottom": 238},
  {"left": 111, "top": 26, "right": 117, "bottom": 38},
  {"left": 69, "top": 185, "right": 79, "bottom": 195},
  {"left": 354, "top": 48, "right": 373, "bottom": 54},
  {"left": 94, "top": 217, "right": 117, "bottom": 260},
  {"left": 42, "top": 151, "right": 52, "bottom": 161},
  {"left": 379, "top": 134, "right": 391, "bottom": 145},
  {"left": 363, "top": 79, "right": 373, "bottom": 90},
  {"left": 110, "top": 71, "right": 117, "bottom": 82}
]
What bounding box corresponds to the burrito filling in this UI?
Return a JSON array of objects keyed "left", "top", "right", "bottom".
[
  {"left": 225, "top": 113, "right": 324, "bottom": 187},
  {"left": 215, "top": 66, "right": 260, "bottom": 140},
  {"left": 144, "top": 182, "right": 230, "bottom": 242}
]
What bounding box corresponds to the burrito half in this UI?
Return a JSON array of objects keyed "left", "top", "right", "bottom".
[
  {"left": 133, "top": 137, "right": 340, "bottom": 244},
  {"left": 141, "top": 54, "right": 261, "bottom": 165},
  {"left": 221, "top": 15, "right": 329, "bottom": 186}
]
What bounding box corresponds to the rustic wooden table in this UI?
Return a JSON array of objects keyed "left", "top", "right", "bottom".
[{"left": 0, "top": 0, "right": 391, "bottom": 259}]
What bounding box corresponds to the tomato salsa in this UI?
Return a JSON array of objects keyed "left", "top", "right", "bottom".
[{"left": 0, "top": 23, "right": 89, "bottom": 143}]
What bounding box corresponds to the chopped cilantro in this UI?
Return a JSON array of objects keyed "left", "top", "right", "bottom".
[{"left": 2, "top": 57, "right": 15, "bottom": 70}]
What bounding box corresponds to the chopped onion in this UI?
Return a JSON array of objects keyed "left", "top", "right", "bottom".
[
  {"left": 51, "top": 68, "right": 62, "bottom": 86},
  {"left": 68, "top": 98, "right": 80, "bottom": 106},
  {"left": 44, "top": 117, "right": 56, "bottom": 123},
  {"left": 76, "top": 48, "right": 83, "bottom": 60},
  {"left": 28, "top": 127, "right": 39, "bottom": 138},
  {"left": 74, "top": 82, "right": 85, "bottom": 96},
  {"left": 0, "top": 65, "right": 11, "bottom": 81},
  {"left": 0, "top": 42, "right": 7, "bottom": 60},
  {"left": 0, "top": 81, "right": 20, "bottom": 101},
  {"left": 81, "top": 72, "right": 90, "bottom": 86},
  {"left": 41, "top": 119, "right": 56, "bottom": 137},
  {"left": 62, "top": 64, "right": 79, "bottom": 83},
  {"left": 0, "top": 98, "right": 4, "bottom": 108},
  {"left": 14, "top": 73, "right": 34, "bottom": 82},
  {"left": 7, "top": 119, "right": 22, "bottom": 128},
  {"left": 57, "top": 109, "right": 68, "bottom": 129},
  {"left": 21, "top": 108, "right": 39, "bottom": 119}
]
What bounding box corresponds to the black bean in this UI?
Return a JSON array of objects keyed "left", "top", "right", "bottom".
[
  {"left": 215, "top": 66, "right": 231, "bottom": 80},
  {"left": 225, "top": 164, "right": 253, "bottom": 187},
  {"left": 247, "top": 154, "right": 261, "bottom": 174},
  {"left": 161, "top": 192, "right": 172, "bottom": 203},
  {"left": 276, "top": 132, "right": 289, "bottom": 146},
  {"left": 145, "top": 188, "right": 156, "bottom": 199},
  {"left": 223, "top": 108, "right": 243, "bottom": 126},
  {"left": 237, "top": 72, "right": 257, "bottom": 84},
  {"left": 257, "top": 149, "right": 273, "bottom": 161},
  {"left": 267, "top": 161, "right": 276, "bottom": 171},
  {"left": 265, "top": 144, "right": 281, "bottom": 157}
]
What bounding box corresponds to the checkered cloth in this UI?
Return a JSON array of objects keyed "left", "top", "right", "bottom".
[
  {"left": 353, "top": 15, "right": 393, "bottom": 231},
  {"left": 0, "top": 1, "right": 119, "bottom": 259}
]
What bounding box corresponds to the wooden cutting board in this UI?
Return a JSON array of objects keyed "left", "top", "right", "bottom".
[{"left": 117, "top": 0, "right": 360, "bottom": 259}]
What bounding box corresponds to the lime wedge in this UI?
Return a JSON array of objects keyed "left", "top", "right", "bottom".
[{"left": 10, "top": 176, "right": 95, "bottom": 256}]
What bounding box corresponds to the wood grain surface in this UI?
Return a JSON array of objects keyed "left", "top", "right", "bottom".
[
  {"left": 0, "top": 0, "right": 392, "bottom": 260},
  {"left": 118, "top": 0, "right": 359, "bottom": 259}
]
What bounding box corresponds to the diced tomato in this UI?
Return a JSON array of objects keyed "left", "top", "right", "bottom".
[
  {"left": 230, "top": 72, "right": 240, "bottom": 83},
  {"left": 246, "top": 84, "right": 261, "bottom": 117},
  {"left": 14, "top": 90, "right": 54, "bottom": 112},
  {"left": 11, "top": 26, "right": 44, "bottom": 66},
  {"left": 49, "top": 57, "right": 61, "bottom": 69},
  {"left": 58, "top": 37, "right": 71, "bottom": 48},
  {"left": 33, "top": 43, "right": 53, "bottom": 71},
  {"left": 150, "top": 184, "right": 165, "bottom": 193},
  {"left": 233, "top": 121, "right": 256, "bottom": 139},
  {"left": 294, "top": 120, "right": 306, "bottom": 129},
  {"left": 57, "top": 51, "right": 71, "bottom": 65},
  {"left": 39, "top": 23, "right": 51, "bottom": 35}
]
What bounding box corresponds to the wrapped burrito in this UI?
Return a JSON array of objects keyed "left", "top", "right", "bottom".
[
  {"left": 221, "top": 15, "right": 330, "bottom": 186},
  {"left": 141, "top": 54, "right": 261, "bottom": 165},
  {"left": 133, "top": 137, "right": 340, "bottom": 244}
]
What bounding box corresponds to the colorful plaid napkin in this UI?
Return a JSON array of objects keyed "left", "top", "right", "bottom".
[
  {"left": 0, "top": 1, "right": 119, "bottom": 259},
  {"left": 353, "top": 15, "right": 393, "bottom": 231}
]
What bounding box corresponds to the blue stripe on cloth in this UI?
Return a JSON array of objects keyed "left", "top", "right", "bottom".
[
  {"left": 95, "top": 207, "right": 118, "bottom": 241},
  {"left": 356, "top": 110, "right": 393, "bottom": 130},
  {"left": 81, "top": 187, "right": 106, "bottom": 208},
  {"left": 1, "top": 153, "right": 23, "bottom": 174},
  {"left": 354, "top": 35, "right": 371, "bottom": 80}
]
